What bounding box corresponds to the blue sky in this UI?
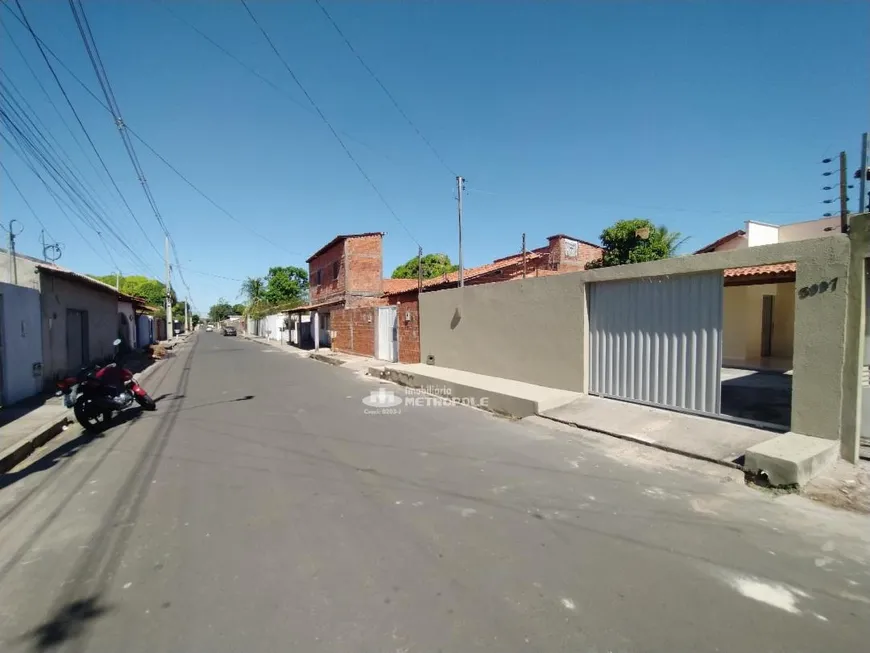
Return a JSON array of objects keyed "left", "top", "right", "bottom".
[{"left": 2, "top": 0, "right": 868, "bottom": 314}]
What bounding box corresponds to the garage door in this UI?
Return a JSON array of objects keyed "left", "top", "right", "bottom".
[{"left": 588, "top": 273, "right": 723, "bottom": 415}]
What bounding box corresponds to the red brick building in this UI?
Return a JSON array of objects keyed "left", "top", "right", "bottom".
[{"left": 290, "top": 232, "right": 602, "bottom": 363}]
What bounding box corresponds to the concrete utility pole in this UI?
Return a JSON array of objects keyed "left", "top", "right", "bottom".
[
  {"left": 6, "top": 220, "right": 21, "bottom": 284},
  {"left": 115, "top": 270, "right": 120, "bottom": 290},
  {"left": 860, "top": 132, "right": 868, "bottom": 214},
  {"left": 184, "top": 297, "right": 190, "bottom": 333},
  {"left": 456, "top": 175, "right": 464, "bottom": 287},
  {"left": 165, "top": 235, "right": 173, "bottom": 339},
  {"left": 839, "top": 151, "right": 849, "bottom": 233},
  {"left": 417, "top": 245, "right": 423, "bottom": 295}
]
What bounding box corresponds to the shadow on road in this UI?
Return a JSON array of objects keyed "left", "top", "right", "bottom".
[
  {"left": 16, "top": 594, "right": 113, "bottom": 651},
  {"left": 0, "top": 395, "right": 179, "bottom": 492}
]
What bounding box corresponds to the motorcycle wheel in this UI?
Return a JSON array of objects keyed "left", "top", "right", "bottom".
[
  {"left": 74, "top": 399, "right": 112, "bottom": 432},
  {"left": 135, "top": 393, "right": 157, "bottom": 411}
]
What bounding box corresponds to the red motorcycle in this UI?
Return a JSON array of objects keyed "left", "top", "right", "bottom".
[{"left": 56, "top": 338, "right": 157, "bottom": 431}]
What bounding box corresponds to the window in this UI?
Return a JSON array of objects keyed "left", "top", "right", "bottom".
[
  {"left": 316, "top": 269, "right": 322, "bottom": 286},
  {"left": 333, "top": 261, "right": 340, "bottom": 281}
]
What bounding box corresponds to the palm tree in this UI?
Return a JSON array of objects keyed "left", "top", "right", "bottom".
[
  {"left": 239, "top": 276, "right": 265, "bottom": 314},
  {"left": 657, "top": 225, "right": 689, "bottom": 256}
]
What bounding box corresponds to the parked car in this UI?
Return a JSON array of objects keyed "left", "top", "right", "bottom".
[
  {"left": 223, "top": 325, "right": 237, "bottom": 336},
  {"left": 205, "top": 325, "right": 214, "bottom": 332}
]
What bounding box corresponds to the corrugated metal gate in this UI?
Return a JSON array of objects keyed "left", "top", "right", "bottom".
[{"left": 589, "top": 272, "right": 723, "bottom": 415}]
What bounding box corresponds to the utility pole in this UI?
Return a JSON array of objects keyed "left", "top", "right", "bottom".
[
  {"left": 184, "top": 296, "right": 190, "bottom": 333},
  {"left": 6, "top": 220, "right": 21, "bottom": 284},
  {"left": 456, "top": 175, "right": 464, "bottom": 287},
  {"left": 115, "top": 270, "right": 120, "bottom": 290},
  {"left": 860, "top": 132, "right": 868, "bottom": 214},
  {"left": 839, "top": 151, "right": 849, "bottom": 233},
  {"left": 522, "top": 233, "right": 527, "bottom": 279},
  {"left": 417, "top": 245, "right": 423, "bottom": 295},
  {"left": 164, "top": 235, "right": 173, "bottom": 339}
]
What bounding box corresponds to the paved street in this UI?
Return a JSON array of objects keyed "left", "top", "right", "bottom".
[{"left": 0, "top": 333, "right": 868, "bottom": 653}]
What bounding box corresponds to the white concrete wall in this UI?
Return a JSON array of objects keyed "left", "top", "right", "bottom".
[
  {"left": 777, "top": 217, "right": 840, "bottom": 242},
  {"left": 118, "top": 301, "right": 136, "bottom": 348},
  {"left": 0, "top": 282, "right": 43, "bottom": 404},
  {"left": 745, "top": 221, "right": 780, "bottom": 247}
]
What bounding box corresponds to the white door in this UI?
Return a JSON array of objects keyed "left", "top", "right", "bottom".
[{"left": 376, "top": 306, "right": 398, "bottom": 362}]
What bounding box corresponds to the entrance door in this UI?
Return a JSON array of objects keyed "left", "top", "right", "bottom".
[
  {"left": 588, "top": 272, "right": 724, "bottom": 415},
  {"left": 761, "top": 295, "right": 775, "bottom": 358},
  {"left": 376, "top": 306, "right": 398, "bottom": 362},
  {"left": 66, "top": 309, "right": 88, "bottom": 371}
]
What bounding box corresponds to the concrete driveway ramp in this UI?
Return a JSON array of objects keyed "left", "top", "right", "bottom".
[
  {"left": 378, "top": 363, "right": 581, "bottom": 418},
  {"left": 744, "top": 433, "right": 839, "bottom": 487}
]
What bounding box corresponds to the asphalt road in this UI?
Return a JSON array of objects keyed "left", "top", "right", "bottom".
[{"left": 0, "top": 333, "right": 868, "bottom": 652}]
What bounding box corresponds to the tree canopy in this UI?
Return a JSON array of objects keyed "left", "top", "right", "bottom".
[
  {"left": 391, "top": 253, "right": 458, "bottom": 279},
  {"left": 586, "top": 219, "right": 686, "bottom": 269},
  {"left": 208, "top": 298, "right": 234, "bottom": 322},
  {"left": 90, "top": 274, "right": 176, "bottom": 308},
  {"left": 263, "top": 266, "right": 308, "bottom": 305}
]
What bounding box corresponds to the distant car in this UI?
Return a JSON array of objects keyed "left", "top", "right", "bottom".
[
  {"left": 205, "top": 325, "right": 214, "bottom": 332},
  {"left": 223, "top": 326, "right": 237, "bottom": 336}
]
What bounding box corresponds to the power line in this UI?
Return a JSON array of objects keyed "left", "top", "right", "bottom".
[
  {"left": 0, "top": 19, "right": 116, "bottom": 203},
  {"left": 2, "top": 1, "right": 304, "bottom": 258},
  {"left": 238, "top": 0, "right": 420, "bottom": 247},
  {"left": 66, "top": 0, "right": 198, "bottom": 310},
  {"left": 10, "top": 0, "right": 164, "bottom": 266},
  {"left": 312, "top": 0, "right": 455, "bottom": 177},
  {"left": 0, "top": 159, "right": 55, "bottom": 239},
  {"left": 151, "top": 0, "right": 401, "bottom": 168}
]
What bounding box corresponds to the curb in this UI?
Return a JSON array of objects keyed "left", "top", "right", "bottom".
[
  {"left": 0, "top": 336, "right": 193, "bottom": 475},
  {"left": 309, "top": 353, "right": 345, "bottom": 366},
  {"left": 0, "top": 412, "right": 72, "bottom": 474},
  {"left": 537, "top": 413, "right": 745, "bottom": 471}
]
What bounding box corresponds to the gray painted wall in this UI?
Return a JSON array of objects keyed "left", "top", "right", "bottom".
[
  {"left": 420, "top": 274, "right": 588, "bottom": 392},
  {"left": 420, "top": 234, "right": 852, "bottom": 445},
  {"left": 38, "top": 273, "right": 119, "bottom": 383},
  {"left": 0, "top": 282, "right": 43, "bottom": 404}
]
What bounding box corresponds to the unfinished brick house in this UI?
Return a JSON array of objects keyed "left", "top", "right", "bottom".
[
  {"left": 288, "top": 232, "right": 602, "bottom": 363},
  {"left": 288, "top": 232, "right": 386, "bottom": 350}
]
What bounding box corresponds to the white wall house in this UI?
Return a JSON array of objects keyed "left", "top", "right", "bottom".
[{"left": 0, "top": 282, "right": 44, "bottom": 405}]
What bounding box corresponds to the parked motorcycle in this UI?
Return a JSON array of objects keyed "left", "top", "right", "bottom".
[{"left": 56, "top": 338, "right": 157, "bottom": 431}]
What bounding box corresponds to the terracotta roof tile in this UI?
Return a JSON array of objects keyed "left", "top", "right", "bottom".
[
  {"left": 695, "top": 230, "right": 746, "bottom": 254},
  {"left": 382, "top": 278, "right": 418, "bottom": 294},
  {"left": 724, "top": 262, "right": 796, "bottom": 278}
]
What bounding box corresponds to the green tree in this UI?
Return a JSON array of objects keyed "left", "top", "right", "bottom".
[
  {"left": 91, "top": 274, "right": 176, "bottom": 307},
  {"left": 586, "top": 219, "right": 686, "bottom": 269},
  {"left": 239, "top": 277, "right": 265, "bottom": 312},
  {"left": 208, "top": 298, "right": 233, "bottom": 322},
  {"left": 391, "top": 253, "right": 458, "bottom": 279},
  {"left": 232, "top": 304, "right": 246, "bottom": 315},
  {"left": 191, "top": 314, "right": 201, "bottom": 328},
  {"left": 263, "top": 266, "right": 308, "bottom": 306}
]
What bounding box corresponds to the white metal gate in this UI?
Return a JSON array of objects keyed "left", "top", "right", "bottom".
[
  {"left": 589, "top": 273, "right": 723, "bottom": 415},
  {"left": 376, "top": 306, "right": 398, "bottom": 362}
]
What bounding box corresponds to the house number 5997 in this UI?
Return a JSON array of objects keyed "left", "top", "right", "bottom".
[{"left": 798, "top": 277, "right": 838, "bottom": 299}]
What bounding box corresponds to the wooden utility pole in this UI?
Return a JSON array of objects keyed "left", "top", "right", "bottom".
[
  {"left": 839, "top": 151, "right": 849, "bottom": 233},
  {"left": 522, "top": 233, "right": 527, "bottom": 279},
  {"left": 456, "top": 176, "right": 464, "bottom": 287}
]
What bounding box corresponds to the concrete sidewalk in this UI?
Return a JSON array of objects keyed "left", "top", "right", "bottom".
[
  {"left": 240, "top": 334, "right": 380, "bottom": 375},
  {"left": 376, "top": 362, "right": 777, "bottom": 470},
  {"left": 0, "top": 333, "right": 194, "bottom": 474}
]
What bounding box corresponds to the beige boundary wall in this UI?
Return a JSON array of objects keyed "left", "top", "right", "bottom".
[{"left": 421, "top": 230, "right": 860, "bottom": 456}]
